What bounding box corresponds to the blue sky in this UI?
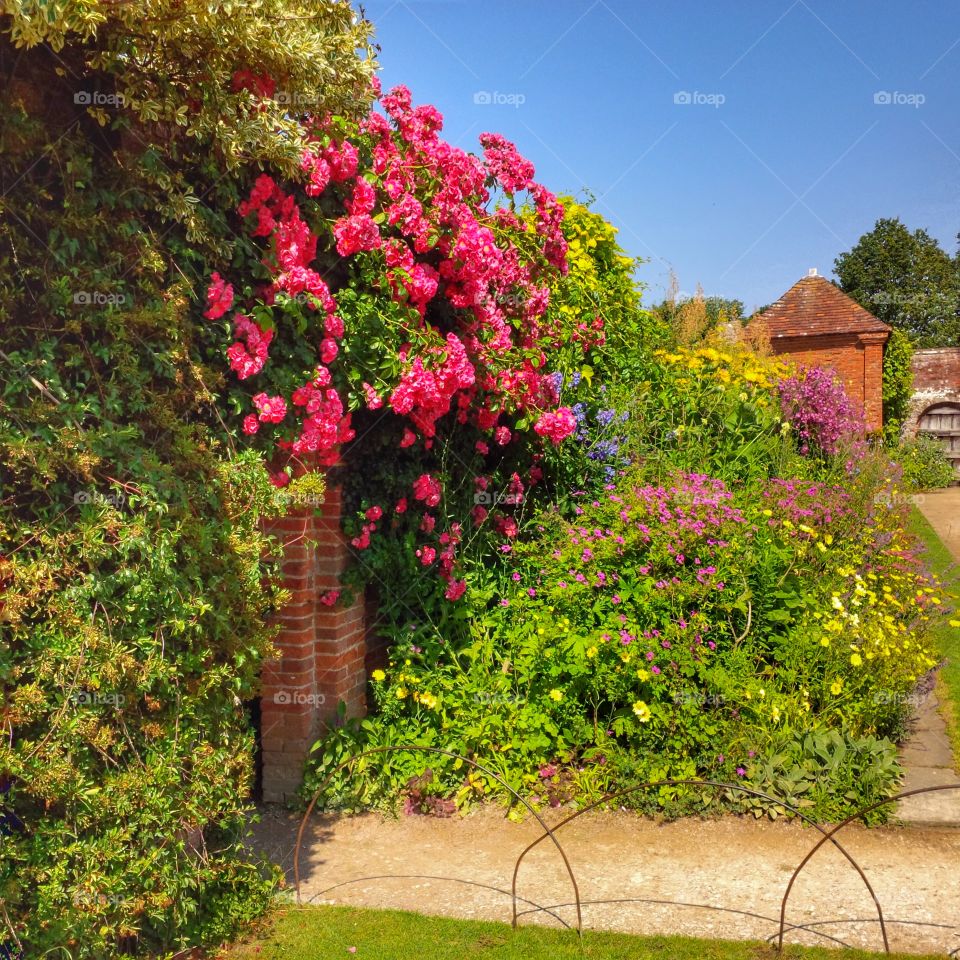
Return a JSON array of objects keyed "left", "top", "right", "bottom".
[{"left": 360, "top": 0, "right": 960, "bottom": 312}]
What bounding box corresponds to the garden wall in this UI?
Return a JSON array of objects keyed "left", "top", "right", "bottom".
[
  {"left": 906, "top": 348, "right": 960, "bottom": 436},
  {"left": 260, "top": 484, "right": 381, "bottom": 802}
]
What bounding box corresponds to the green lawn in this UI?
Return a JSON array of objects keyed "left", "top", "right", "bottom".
[
  {"left": 224, "top": 904, "right": 939, "bottom": 960},
  {"left": 906, "top": 505, "right": 960, "bottom": 767}
]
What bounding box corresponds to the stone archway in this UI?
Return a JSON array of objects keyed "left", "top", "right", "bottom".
[{"left": 916, "top": 401, "right": 960, "bottom": 476}]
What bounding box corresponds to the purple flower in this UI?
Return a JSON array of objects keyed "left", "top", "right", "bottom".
[
  {"left": 736, "top": 767, "right": 746, "bottom": 777},
  {"left": 611, "top": 594, "right": 622, "bottom": 605}
]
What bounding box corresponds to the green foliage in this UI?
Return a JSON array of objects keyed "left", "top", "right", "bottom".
[
  {"left": 835, "top": 218, "right": 960, "bottom": 347},
  {"left": 892, "top": 434, "right": 957, "bottom": 492},
  {"left": 231, "top": 904, "right": 930, "bottom": 960},
  {"left": 0, "top": 1, "right": 375, "bottom": 954},
  {"left": 737, "top": 729, "right": 900, "bottom": 825},
  {"left": 308, "top": 420, "right": 943, "bottom": 823},
  {"left": 881, "top": 328, "right": 914, "bottom": 440}
]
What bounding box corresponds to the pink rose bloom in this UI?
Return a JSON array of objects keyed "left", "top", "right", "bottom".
[
  {"left": 365, "top": 505, "right": 383, "bottom": 521},
  {"left": 320, "top": 338, "right": 338, "bottom": 365},
  {"left": 395, "top": 497, "right": 408, "bottom": 514},
  {"left": 445, "top": 579, "right": 467, "bottom": 601},
  {"left": 494, "top": 426, "right": 511, "bottom": 446},
  {"left": 204, "top": 271, "right": 234, "bottom": 320},
  {"left": 253, "top": 392, "right": 287, "bottom": 424},
  {"left": 534, "top": 407, "right": 577, "bottom": 444},
  {"left": 412, "top": 473, "right": 442, "bottom": 507},
  {"left": 417, "top": 546, "right": 437, "bottom": 566},
  {"left": 242, "top": 414, "right": 260, "bottom": 435},
  {"left": 319, "top": 590, "right": 340, "bottom": 607},
  {"left": 475, "top": 440, "right": 489, "bottom": 455},
  {"left": 362, "top": 382, "right": 383, "bottom": 410}
]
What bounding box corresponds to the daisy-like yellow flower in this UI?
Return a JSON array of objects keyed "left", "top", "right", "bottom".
[
  {"left": 586, "top": 646, "right": 599, "bottom": 659},
  {"left": 371, "top": 669, "right": 386, "bottom": 682},
  {"left": 850, "top": 653, "right": 863, "bottom": 667},
  {"left": 830, "top": 679, "right": 843, "bottom": 695},
  {"left": 549, "top": 688, "right": 563, "bottom": 702},
  {"left": 636, "top": 668, "right": 650, "bottom": 681},
  {"left": 632, "top": 700, "right": 652, "bottom": 723},
  {"left": 396, "top": 686, "right": 408, "bottom": 700}
]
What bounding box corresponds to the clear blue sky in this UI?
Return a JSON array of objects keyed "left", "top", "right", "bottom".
[{"left": 360, "top": 0, "right": 960, "bottom": 312}]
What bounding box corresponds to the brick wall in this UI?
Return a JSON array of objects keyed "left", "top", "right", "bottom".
[
  {"left": 259, "top": 482, "right": 372, "bottom": 803},
  {"left": 905, "top": 348, "right": 960, "bottom": 438},
  {"left": 770, "top": 331, "right": 887, "bottom": 432}
]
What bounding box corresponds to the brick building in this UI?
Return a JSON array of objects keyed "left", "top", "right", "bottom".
[
  {"left": 755, "top": 270, "right": 891, "bottom": 432},
  {"left": 906, "top": 347, "right": 960, "bottom": 477}
]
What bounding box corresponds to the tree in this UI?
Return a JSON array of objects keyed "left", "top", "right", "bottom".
[
  {"left": 651, "top": 273, "right": 745, "bottom": 344},
  {"left": 834, "top": 218, "right": 960, "bottom": 347}
]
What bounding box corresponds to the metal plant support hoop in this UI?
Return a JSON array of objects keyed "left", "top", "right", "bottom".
[{"left": 294, "top": 746, "right": 960, "bottom": 956}]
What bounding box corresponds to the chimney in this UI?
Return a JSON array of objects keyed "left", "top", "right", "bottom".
[{"left": 807, "top": 268, "right": 818, "bottom": 277}]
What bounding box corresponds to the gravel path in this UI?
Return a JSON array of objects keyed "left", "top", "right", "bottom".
[
  {"left": 248, "top": 490, "right": 960, "bottom": 956},
  {"left": 897, "top": 490, "right": 960, "bottom": 826},
  {"left": 249, "top": 805, "right": 960, "bottom": 955}
]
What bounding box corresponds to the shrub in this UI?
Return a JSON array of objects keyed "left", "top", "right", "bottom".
[
  {"left": 0, "top": 1, "right": 373, "bottom": 954},
  {"left": 777, "top": 366, "right": 866, "bottom": 457},
  {"left": 306, "top": 459, "right": 943, "bottom": 822},
  {"left": 893, "top": 434, "right": 956, "bottom": 492}
]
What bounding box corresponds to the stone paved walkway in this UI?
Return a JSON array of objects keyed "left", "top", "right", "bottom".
[{"left": 897, "top": 490, "right": 960, "bottom": 826}]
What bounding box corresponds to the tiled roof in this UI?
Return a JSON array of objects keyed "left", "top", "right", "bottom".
[{"left": 756, "top": 275, "right": 891, "bottom": 339}]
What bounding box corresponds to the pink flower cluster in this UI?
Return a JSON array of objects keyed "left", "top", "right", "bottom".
[
  {"left": 211, "top": 84, "right": 604, "bottom": 598},
  {"left": 777, "top": 366, "right": 866, "bottom": 457}
]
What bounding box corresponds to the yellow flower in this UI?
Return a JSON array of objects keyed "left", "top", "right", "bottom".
[
  {"left": 586, "top": 645, "right": 598, "bottom": 659},
  {"left": 830, "top": 679, "right": 843, "bottom": 695},
  {"left": 762, "top": 509, "right": 772, "bottom": 517},
  {"left": 419, "top": 692, "right": 439, "bottom": 710},
  {"left": 396, "top": 686, "right": 408, "bottom": 700},
  {"left": 371, "top": 669, "right": 386, "bottom": 683},
  {"left": 636, "top": 668, "right": 650, "bottom": 681},
  {"left": 549, "top": 688, "right": 563, "bottom": 702},
  {"left": 950, "top": 620, "right": 960, "bottom": 628},
  {"left": 850, "top": 653, "right": 863, "bottom": 667},
  {"left": 632, "top": 700, "right": 652, "bottom": 723}
]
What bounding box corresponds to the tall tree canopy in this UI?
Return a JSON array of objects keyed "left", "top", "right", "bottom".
[{"left": 834, "top": 217, "right": 959, "bottom": 348}]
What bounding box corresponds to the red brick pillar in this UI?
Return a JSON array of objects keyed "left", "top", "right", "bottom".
[
  {"left": 860, "top": 332, "right": 888, "bottom": 433},
  {"left": 260, "top": 481, "right": 369, "bottom": 803}
]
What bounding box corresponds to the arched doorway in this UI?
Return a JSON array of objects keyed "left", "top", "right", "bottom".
[{"left": 917, "top": 402, "right": 960, "bottom": 477}]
